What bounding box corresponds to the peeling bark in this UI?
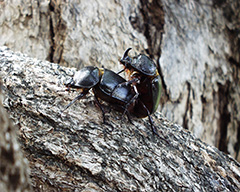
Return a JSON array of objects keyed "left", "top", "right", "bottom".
[{"left": 1, "top": 47, "right": 240, "bottom": 191}]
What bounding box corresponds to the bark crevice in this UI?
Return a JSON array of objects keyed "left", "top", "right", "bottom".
[
  {"left": 47, "top": 1, "right": 67, "bottom": 64},
  {"left": 217, "top": 82, "right": 231, "bottom": 153}
]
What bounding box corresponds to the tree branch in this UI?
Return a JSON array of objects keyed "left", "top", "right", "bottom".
[{"left": 0, "top": 46, "right": 239, "bottom": 191}]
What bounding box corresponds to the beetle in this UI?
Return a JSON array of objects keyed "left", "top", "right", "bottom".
[
  {"left": 117, "top": 48, "right": 162, "bottom": 134},
  {"left": 62, "top": 66, "right": 138, "bottom": 124},
  {"left": 62, "top": 60, "right": 164, "bottom": 137}
]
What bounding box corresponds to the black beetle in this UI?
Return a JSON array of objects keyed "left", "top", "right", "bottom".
[
  {"left": 62, "top": 60, "right": 164, "bottom": 138},
  {"left": 62, "top": 66, "right": 137, "bottom": 123},
  {"left": 117, "top": 48, "right": 162, "bottom": 133}
]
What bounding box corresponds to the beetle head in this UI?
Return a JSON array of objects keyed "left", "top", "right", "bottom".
[{"left": 120, "top": 48, "right": 132, "bottom": 68}]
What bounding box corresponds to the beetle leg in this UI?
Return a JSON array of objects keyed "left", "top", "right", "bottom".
[
  {"left": 142, "top": 103, "right": 158, "bottom": 135},
  {"left": 117, "top": 69, "right": 125, "bottom": 74},
  {"left": 139, "top": 101, "right": 169, "bottom": 143},
  {"left": 93, "top": 90, "right": 107, "bottom": 124},
  {"left": 121, "top": 94, "right": 139, "bottom": 122},
  {"left": 121, "top": 85, "right": 139, "bottom": 118},
  {"left": 126, "top": 112, "right": 133, "bottom": 124},
  {"left": 120, "top": 85, "right": 139, "bottom": 125},
  {"left": 92, "top": 90, "right": 115, "bottom": 132},
  {"left": 61, "top": 90, "right": 89, "bottom": 113}
]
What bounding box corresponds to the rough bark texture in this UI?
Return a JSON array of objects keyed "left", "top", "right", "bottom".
[
  {"left": 159, "top": 0, "right": 240, "bottom": 162},
  {"left": 0, "top": 81, "right": 32, "bottom": 191},
  {"left": 0, "top": 0, "right": 147, "bottom": 69},
  {"left": 0, "top": 0, "right": 239, "bottom": 161},
  {"left": 1, "top": 47, "right": 240, "bottom": 191}
]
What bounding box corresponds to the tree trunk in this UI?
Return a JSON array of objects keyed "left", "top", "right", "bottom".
[
  {"left": 1, "top": 47, "right": 240, "bottom": 191},
  {"left": 0, "top": 0, "right": 239, "bottom": 162},
  {"left": 158, "top": 0, "right": 240, "bottom": 162}
]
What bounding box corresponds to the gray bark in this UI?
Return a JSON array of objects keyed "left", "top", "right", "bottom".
[
  {"left": 1, "top": 47, "right": 240, "bottom": 191},
  {"left": 0, "top": 80, "right": 32, "bottom": 191},
  {"left": 0, "top": 0, "right": 146, "bottom": 69},
  {"left": 0, "top": 0, "right": 239, "bottom": 162},
  {"left": 159, "top": 0, "right": 240, "bottom": 162}
]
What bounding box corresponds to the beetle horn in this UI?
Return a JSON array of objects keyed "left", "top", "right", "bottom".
[
  {"left": 120, "top": 48, "right": 132, "bottom": 65},
  {"left": 122, "top": 48, "right": 132, "bottom": 59}
]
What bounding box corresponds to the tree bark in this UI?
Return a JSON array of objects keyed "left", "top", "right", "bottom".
[
  {"left": 1, "top": 0, "right": 239, "bottom": 161},
  {"left": 0, "top": 0, "right": 147, "bottom": 69},
  {"left": 0, "top": 80, "right": 32, "bottom": 191},
  {"left": 1, "top": 47, "right": 240, "bottom": 191},
  {"left": 158, "top": 0, "right": 240, "bottom": 162}
]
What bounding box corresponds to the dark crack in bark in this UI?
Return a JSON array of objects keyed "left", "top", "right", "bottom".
[
  {"left": 217, "top": 82, "right": 231, "bottom": 153},
  {"left": 47, "top": 0, "right": 67, "bottom": 64},
  {"left": 183, "top": 82, "right": 191, "bottom": 130}
]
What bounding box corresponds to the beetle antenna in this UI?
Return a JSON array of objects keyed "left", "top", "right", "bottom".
[{"left": 139, "top": 100, "right": 169, "bottom": 144}]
